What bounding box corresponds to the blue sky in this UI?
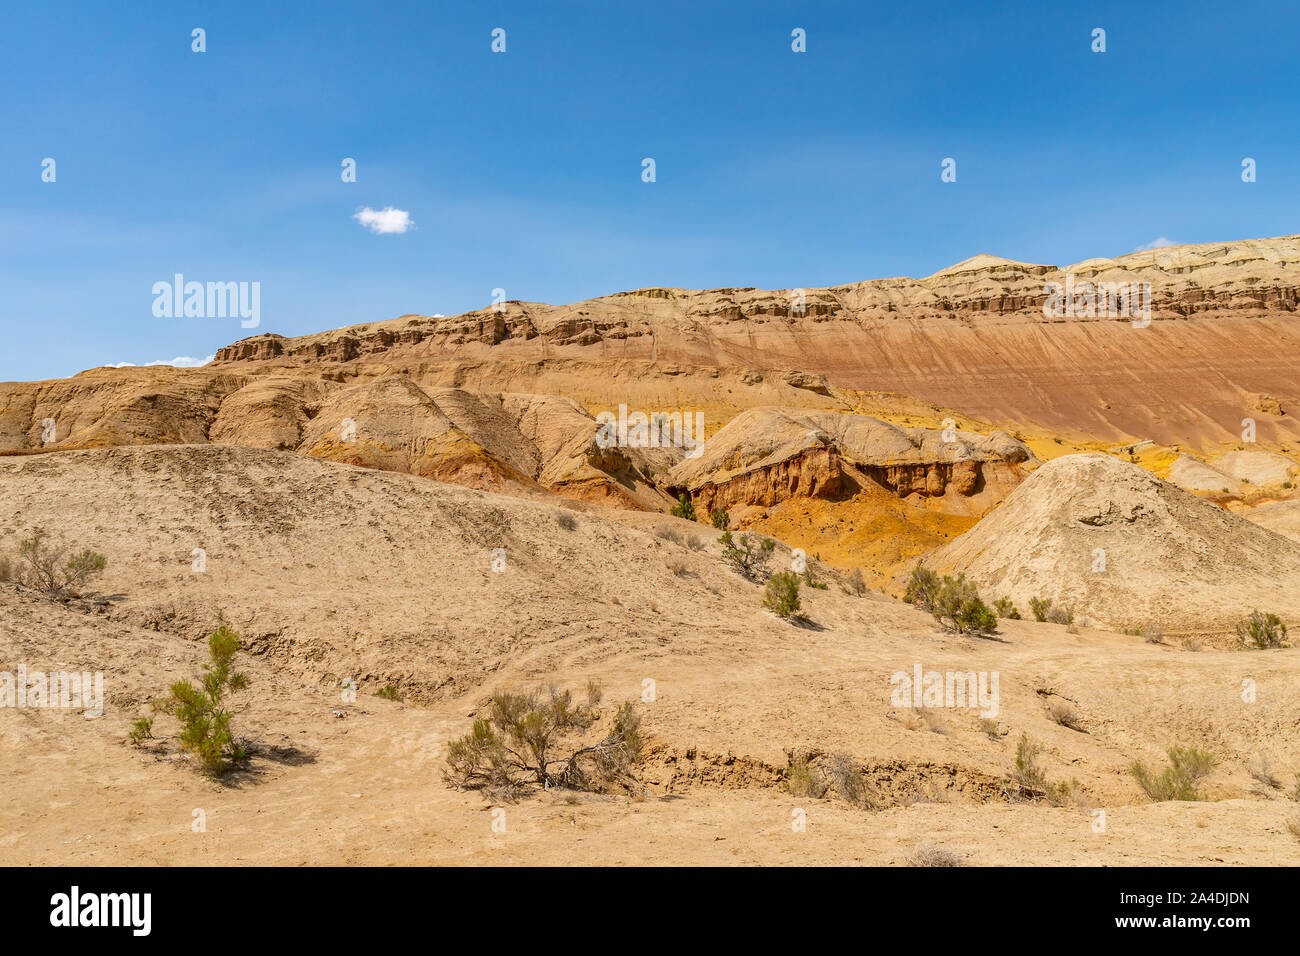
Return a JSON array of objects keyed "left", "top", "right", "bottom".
[{"left": 2, "top": 0, "right": 1298, "bottom": 382}]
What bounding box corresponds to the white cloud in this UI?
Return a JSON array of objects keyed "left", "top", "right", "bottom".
[
  {"left": 1133, "top": 237, "right": 1178, "bottom": 252},
  {"left": 353, "top": 206, "right": 415, "bottom": 235},
  {"left": 110, "top": 355, "right": 215, "bottom": 369}
]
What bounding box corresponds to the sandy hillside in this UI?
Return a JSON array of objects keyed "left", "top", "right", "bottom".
[
  {"left": 2, "top": 445, "right": 1298, "bottom": 865},
  {"left": 923, "top": 453, "right": 1300, "bottom": 639}
]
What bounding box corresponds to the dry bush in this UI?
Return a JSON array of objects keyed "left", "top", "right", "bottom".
[
  {"left": 445, "top": 682, "right": 642, "bottom": 801},
  {"left": 1181, "top": 637, "right": 1203, "bottom": 652},
  {"left": 906, "top": 844, "right": 967, "bottom": 867},
  {"left": 1046, "top": 604, "right": 1075, "bottom": 626},
  {"left": 1010, "top": 733, "right": 1077, "bottom": 806},
  {"left": 920, "top": 709, "right": 948, "bottom": 735},
  {"left": 0, "top": 556, "right": 12, "bottom": 583},
  {"left": 1141, "top": 621, "right": 1165, "bottom": 644},
  {"left": 847, "top": 567, "right": 867, "bottom": 597},
  {"left": 15, "top": 529, "right": 108, "bottom": 597},
  {"left": 654, "top": 526, "right": 683, "bottom": 546},
  {"left": 826, "top": 752, "right": 881, "bottom": 809},
  {"left": 1047, "top": 699, "right": 1085, "bottom": 732},
  {"left": 1247, "top": 753, "right": 1281, "bottom": 791},
  {"left": 784, "top": 753, "right": 827, "bottom": 798},
  {"left": 686, "top": 534, "right": 705, "bottom": 552},
  {"left": 979, "top": 717, "right": 1001, "bottom": 739},
  {"left": 1130, "top": 745, "right": 1217, "bottom": 802},
  {"left": 555, "top": 511, "right": 577, "bottom": 531},
  {"left": 666, "top": 557, "right": 690, "bottom": 578},
  {"left": 1288, "top": 813, "right": 1300, "bottom": 842}
]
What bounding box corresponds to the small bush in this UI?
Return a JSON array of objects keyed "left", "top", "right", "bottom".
[
  {"left": 979, "top": 718, "right": 1001, "bottom": 739},
  {"left": 163, "top": 625, "right": 250, "bottom": 777},
  {"left": 1047, "top": 699, "right": 1084, "bottom": 731},
  {"left": 127, "top": 716, "right": 153, "bottom": 746},
  {"left": 1130, "top": 745, "right": 1216, "bottom": 802},
  {"left": 801, "top": 565, "right": 829, "bottom": 590},
  {"left": 444, "top": 683, "right": 641, "bottom": 800},
  {"left": 930, "top": 573, "right": 997, "bottom": 636},
  {"left": 669, "top": 494, "right": 696, "bottom": 521},
  {"left": 0, "top": 556, "right": 12, "bottom": 583},
  {"left": 686, "top": 534, "right": 705, "bottom": 552},
  {"left": 17, "top": 530, "right": 108, "bottom": 597},
  {"left": 784, "top": 753, "right": 827, "bottom": 798},
  {"left": 555, "top": 511, "right": 577, "bottom": 531},
  {"left": 1288, "top": 812, "right": 1300, "bottom": 842},
  {"left": 1247, "top": 753, "right": 1281, "bottom": 791},
  {"left": 847, "top": 568, "right": 867, "bottom": 597},
  {"left": 907, "top": 845, "right": 967, "bottom": 867},
  {"left": 1140, "top": 621, "right": 1164, "bottom": 644},
  {"left": 667, "top": 557, "right": 690, "bottom": 578},
  {"left": 1236, "top": 610, "right": 1288, "bottom": 649},
  {"left": 376, "top": 684, "right": 403, "bottom": 701},
  {"left": 903, "top": 567, "right": 941, "bottom": 611},
  {"left": 1029, "top": 596, "right": 1052, "bottom": 622},
  {"left": 993, "top": 597, "right": 1021, "bottom": 620},
  {"left": 709, "top": 509, "right": 730, "bottom": 530},
  {"left": 1046, "top": 604, "right": 1074, "bottom": 626},
  {"left": 655, "top": 526, "right": 683, "bottom": 546},
  {"left": 718, "top": 531, "right": 775, "bottom": 581},
  {"left": 1010, "top": 733, "right": 1077, "bottom": 805},
  {"left": 763, "top": 571, "right": 802, "bottom": 618},
  {"left": 826, "top": 752, "right": 880, "bottom": 809}
]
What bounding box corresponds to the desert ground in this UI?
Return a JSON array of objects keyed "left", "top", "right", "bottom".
[{"left": 3, "top": 236, "right": 1300, "bottom": 866}]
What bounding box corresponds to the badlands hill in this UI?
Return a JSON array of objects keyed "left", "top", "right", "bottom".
[
  {"left": 925, "top": 454, "right": 1300, "bottom": 639},
  {"left": 3, "top": 444, "right": 1299, "bottom": 865},
  {"left": 204, "top": 233, "right": 1300, "bottom": 448}
]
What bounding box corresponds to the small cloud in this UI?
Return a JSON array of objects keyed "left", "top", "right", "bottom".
[
  {"left": 110, "top": 355, "right": 214, "bottom": 369},
  {"left": 1133, "top": 237, "right": 1178, "bottom": 252},
  {"left": 353, "top": 206, "right": 415, "bottom": 235}
]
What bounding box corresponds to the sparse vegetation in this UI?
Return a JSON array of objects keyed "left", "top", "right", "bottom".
[
  {"left": 784, "top": 753, "right": 827, "bottom": 798},
  {"left": 718, "top": 530, "right": 775, "bottom": 581},
  {"left": 127, "top": 716, "right": 153, "bottom": 746},
  {"left": 15, "top": 530, "right": 107, "bottom": 597},
  {"left": 1236, "top": 610, "right": 1289, "bottom": 649},
  {"left": 1046, "top": 604, "right": 1075, "bottom": 626},
  {"left": 1130, "top": 745, "right": 1217, "bottom": 802},
  {"left": 375, "top": 684, "right": 403, "bottom": 701},
  {"left": 906, "top": 844, "right": 967, "bottom": 867},
  {"left": 801, "top": 565, "right": 829, "bottom": 590},
  {"left": 686, "top": 534, "right": 705, "bottom": 552},
  {"left": 667, "top": 557, "right": 690, "bottom": 578},
  {"left": 444, "top": 682, "right": 642, "bottom": 801},
  {"left": 1047, "top": 699, "right": 1084, "bottom": 731},
  {"left": 903, "top": 566, "right": 941, "bottom": 611},
  {"left": 1010, "top": 733, "right": 1077, "bottom": 806},
  {"left": 1140, "top": 621, "right": 1165, "bottom": 644},
  {"left": 979, "top": 718, "right": 1001, "bottom": 739},
  {"left": 655, "top": 526, "right": 683, "bottom": 546},
  {"left": 993, "top": 597, "right": 1021, "bottom": 620},
  {"left": 161, "top": 625, "right": 250, "bottom": 777},
  {"left": 555, "top": 511, "right": 577, "bottom": 531},
  {"left": 904, "top": 567, "right": 996, "bottom": 636},
  {"left": 1287, "top": 812, "right": 1300, "bottom": 842},
  {"left": 763, "top": 571, "right": 802, "bottom": 619},
  {"left": 1029, "top": 596, "right": 1053, "bottom": 622},
  {"left": 709, "top": 508, "right": 729, "bottom": 530},
  {"left": 669, "top": 494, "right": 696, "bottom": 521},
  {"left": 847, "top": 567, "right": 867, "bottom": 597},
  {"left": 1247, "top": 753, "right": 1280, "bottom": 791}
]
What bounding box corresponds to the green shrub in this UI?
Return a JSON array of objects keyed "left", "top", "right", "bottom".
[
  {"left": 709, "top": 509, "right": 730, "bottom": 530},
  {"left": 718, "top": 531, "right": 775, "bottom": 580},
  {"left": 127, "top": 716, "right": 153, "bottom": 746},
  {"left": 163, "top": 625, "right": 250, "bottom": 777},
  {"left": 1130, "top": 745, "right": 1217, "bottom": 801},
  {"left": 1029, "top": 596, "right": 1052, "bottom": 622},
  {"left": 17, "top": 530, "right": 108, "bottom": 596},
  {"left": 903, "top": 566, "right": 941, "bottom": 611},
  {"left": 1011, "top": 733, "right": 1077, "bottom": 806},
  {"left": 1236, "top": 610, "right": 1288, "bottom": 649},
  {"left": 376, "top": 684, "right": 403, "bottom": 701},
  {"left": 929, "top": 573, "right": 997, "bottom": 636},
  {"left": 993, "top": 597, "right": 1021, "bottom": 620},
  {"left": 763, "top": 571, "right": 802, "bottom": 618},
  {"left": 444, "top": 683, "right": 641, "bottom": 800},
  {"left": 670, "top": 494, "right": 696, "bottom": 521}
]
